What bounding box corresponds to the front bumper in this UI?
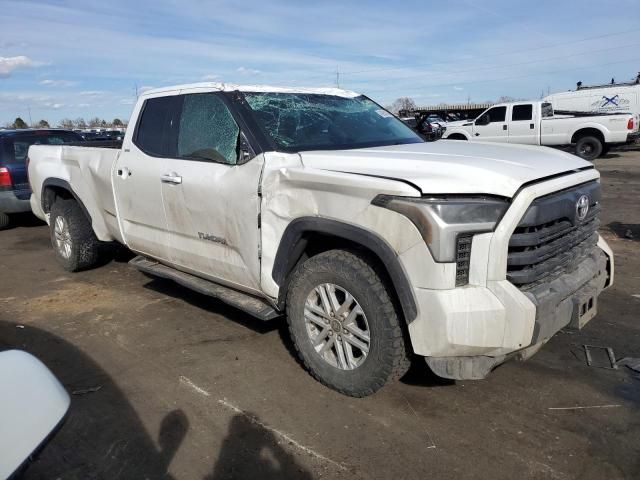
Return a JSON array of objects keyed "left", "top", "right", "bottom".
[
  {"left": 0, "top": 189, "right": 31, "bottom": 214},
  {"left": 418, "top": 243, "right": 611, "bottom": 379}
]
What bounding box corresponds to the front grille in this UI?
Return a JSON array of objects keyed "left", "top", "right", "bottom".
[{"left": 507, "top": 181, "right": 601, "bottom": 289}]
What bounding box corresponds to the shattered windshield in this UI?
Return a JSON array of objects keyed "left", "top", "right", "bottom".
[{"left": 242, "top": 92, "right": 423, "bottom": 152}]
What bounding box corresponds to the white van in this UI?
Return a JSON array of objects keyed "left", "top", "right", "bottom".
[{"left": 545, "top": 83, "right": 640, "bottom": 117}]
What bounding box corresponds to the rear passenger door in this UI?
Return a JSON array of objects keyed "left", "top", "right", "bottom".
[
  {"left": 113, "top": 94, "right": 178, "bottom": 261},
  {"left": 160, "top": 92, "right": 264, "bottom": 293},
  {"left": 508, "top": 103, "right": 538, "bottom": 145},
  {"left": 472, "top": 106, "right": 509, "bottom": 142}
]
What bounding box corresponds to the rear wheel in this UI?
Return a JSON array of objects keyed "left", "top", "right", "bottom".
[
  {"left": 0, "top": 212, "right": 9, "bottom": 230},
  {"left": 286, "top": 250, "right": 411, "bottom": 397},
  {"left": 446, "top": 134, "right": 467, "bottom": 141},
  {"left": 575, "top": 136, "right": 602, "bottom": 161},
  {"left": 49, "top": 198, "right": 102, "bottom": 271}
]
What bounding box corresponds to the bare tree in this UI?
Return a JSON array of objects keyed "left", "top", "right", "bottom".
[
  {"left": 74, "top": 117, "right": 87, "bottom": 129},
  {"left": 59, "top": 118, "right": 74, "bottom": 129},
  {"left": 88, "top": 117, "right": 102, "bottom": 128},
  {"left": 388, "top": 97, "right": 417, "bottom": 116}
]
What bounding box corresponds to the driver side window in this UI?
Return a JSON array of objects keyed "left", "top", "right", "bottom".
[
  {"left": 177, "top": 93, "right": 240, "bottom": 165},
  {"left": 484, "top": 106, "right": 506, "bottom": 123}
]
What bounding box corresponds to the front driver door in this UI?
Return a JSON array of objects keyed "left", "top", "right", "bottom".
[
  {"left": 160, "top": 92, "right": 263, "bottom": 293},
  {"left": 472, "top": 106, "right": 509, "bottom": 142}
]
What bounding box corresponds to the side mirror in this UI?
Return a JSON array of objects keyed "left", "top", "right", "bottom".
[
  {"left": 475, "top": 115, "right": 490, "bottom": 126},
  {"left": 0, "top": 350, "right": 70, "bottom": 479}
]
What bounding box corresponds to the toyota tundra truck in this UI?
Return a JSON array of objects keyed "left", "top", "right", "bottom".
[{"left": 27, "top": 83, "right": 614, "bottom": 397}]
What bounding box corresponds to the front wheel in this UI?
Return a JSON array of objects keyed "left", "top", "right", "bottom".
[
  {"left": 575, "top": 136, "right": 602, "bottom": 161},
  {"left": 286, "top": 250, "right": 411, "bottom": 397}
]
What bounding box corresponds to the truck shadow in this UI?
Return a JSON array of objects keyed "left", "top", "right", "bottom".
[
  {"left": 0, "top": 320, "right": 185, "bottom": 479},
  {"left": 606, "top": 221, "right": 640, "bottom": 241},
  {"left": 141, "top": 277, "right": 281, "bottom": 334}
]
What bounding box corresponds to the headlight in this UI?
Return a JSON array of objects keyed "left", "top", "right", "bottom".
[{"left": 372, "top": 195, "right": 509, "bottom": 262}]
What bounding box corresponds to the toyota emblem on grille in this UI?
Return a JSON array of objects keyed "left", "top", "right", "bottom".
[{"left": 576, "top": 195, "right": 590, "bottom": 221}]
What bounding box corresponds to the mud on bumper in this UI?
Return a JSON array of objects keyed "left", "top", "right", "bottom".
[{"left": 425, "top": 245, "right": 611, "bottom": 380}]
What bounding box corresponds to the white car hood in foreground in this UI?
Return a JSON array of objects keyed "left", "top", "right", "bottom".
[{"left": 300, "top": 141, "right": 593, "bottom": 197}]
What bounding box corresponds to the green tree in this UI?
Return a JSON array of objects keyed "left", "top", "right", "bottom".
[
  {"left": 36, "top": 119, "right": 50, "bottom": 128},
  {"left": 112, "top": 118, "right": 123, "bottom": 127},
  {"left": 12, "top": 117, "right": 28, "bottom": 129}
]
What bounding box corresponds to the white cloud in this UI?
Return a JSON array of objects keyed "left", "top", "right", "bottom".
[
  {"left": 201, "top": 74, "right": 219, "bottom": 81},
  {"left": 138, "top": 85, "right": 155, "bottom": 94},
  {"left": 453, "top": 86, "right": 464, "bottom": 91},
  {"left": 236, "top": 66, "right": 261, "bottom": 75},
  {"left": 0, "top": 56, "right": 38, "bottom": 78},
  {"left": 43, "top": 102, "right": 64, "bottom": 109},
  {"left": 79, "top": 90, "right": 104, "bottom": 96},
  {"left": 119, "top": 98, "right": 135, "bottom": 105},
  {"left": 40, "top": 79, "right": 77, "bottom": 87}
]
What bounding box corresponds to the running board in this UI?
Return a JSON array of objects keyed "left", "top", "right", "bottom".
[{"left": 129, "top": 256, "right": 280, "bottom": 321}]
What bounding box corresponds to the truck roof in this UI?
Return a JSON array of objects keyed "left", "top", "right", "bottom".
[{"left": 140, "top": 82, "right": 360, "bottom": 98}]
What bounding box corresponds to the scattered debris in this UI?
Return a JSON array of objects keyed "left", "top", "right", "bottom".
[
  {"left": 72, "top": 385, "right": 102, "bottom": 395},
  {"left": 548, "top": 405, "right": 621, "bottom": 411},
  {"left": 624, "top": 229, "right": 634, "bottom": 239},
  {"left": 617, "top": 357, "right": 640, "bottom": 373},
  {"left": 15, "top": 325, "right": 24, "bottom": 329},
  {"left": 632, "top": 294, "right": 640, "bottom": 300},
  {"left": 583, "top": 345, "right": 618, "bottom": 369}
]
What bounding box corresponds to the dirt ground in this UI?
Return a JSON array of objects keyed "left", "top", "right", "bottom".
[{"left": 1, "top": 148, "right": 639, "bottom": 480}]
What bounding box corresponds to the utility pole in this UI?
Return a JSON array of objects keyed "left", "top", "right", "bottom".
[
  {"left": 335, "top": 66, "right": 340, "bottom": 88},
  {"left": 28, "top": 107, "right": 32, "bottom": 127}
]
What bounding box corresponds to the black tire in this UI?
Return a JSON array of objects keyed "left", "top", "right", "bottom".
[
  {"left": 0, "top": 212, "right": 9, "bottom": 230},
  {"left": 575, "top": 136, "right": 602, "bottom": 161},
  {"left": 600, "top": 144, "right": 610, "bottom": 156},
  {"left": 286, "top": 250, "right": 411, "bottom": 397},
  {"left": 49, "top": 198, "right": 102, "bottom": 271}
]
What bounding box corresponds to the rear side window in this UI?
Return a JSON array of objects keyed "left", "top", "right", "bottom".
[
  {"left": 485, "top": 106, "right": 506, "bottom": 123},
  {"left": 134, "top": 96, "right": 176, "bottom": 157},
  {"left": 177, "top": 93, "right": 239, "bottom": 165},
  {"left": 512, "top": 104, "right": 533, "bottom": 121}
]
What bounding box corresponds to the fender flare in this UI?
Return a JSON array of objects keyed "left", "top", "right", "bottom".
[
  {"left": 41, "top": 178, "right": 92, "bottom": 224},
  {"left": 272, "top": 217, "right": 418, "bottom": 323}
]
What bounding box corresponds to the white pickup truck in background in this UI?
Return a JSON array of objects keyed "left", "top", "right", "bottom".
[
  {"left": 27, "top": 83, "right": 614, "bottom": 396},
  {"left": 442, "top": 100, "right": 639, "bottom": 160}
]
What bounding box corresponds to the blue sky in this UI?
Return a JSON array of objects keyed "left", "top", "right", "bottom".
[{"left": 1, "top": 0, "right": 640, "bottom": 125}]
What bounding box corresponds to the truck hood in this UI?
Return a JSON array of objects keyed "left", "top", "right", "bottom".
[{"left": 299, "top": 141, "right": 593, "bottom": 198}]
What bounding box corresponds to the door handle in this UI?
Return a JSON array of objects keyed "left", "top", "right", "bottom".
[
  {"left": 530, "top": 123, "right": 535, "bottom": 129},
  {"left": 503, "top": 125, "right": 508, "bottom": 130},
  {"left": 474, "top": 132, "right": 480, "bottom": 136},
  {"left": 117, "top": 167, "right": 131, "bottom": 178},
  {"left": 161, "top": 173, "right": 182, "bottom": 185}
]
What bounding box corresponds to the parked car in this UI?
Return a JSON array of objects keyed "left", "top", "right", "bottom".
[
  {"left": 0, "top": 129, "right": 84, "bottom": 229},
  {"left": 400, "top": 116, "right": 440, "bottom": 141},
  {"left": 28, "top": 83, "right": 614, "bottom": 396},
  {"left": 0, "top": 350, "right": 70, "bottom": 479},
  {"left": 442, "top": 100, "right": 639, "bottom": 160}
]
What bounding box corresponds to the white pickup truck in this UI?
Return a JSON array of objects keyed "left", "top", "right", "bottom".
[
  {"left": 442, "top": 100, "right": 639, "bottom": 160},
  {"left": 28, "top": 83, "right": 614, "bottom": 396}
]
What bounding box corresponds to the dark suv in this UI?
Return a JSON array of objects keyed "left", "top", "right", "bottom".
[{"left": 0, "top": 129, "right": 84, "bottom": 229}]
